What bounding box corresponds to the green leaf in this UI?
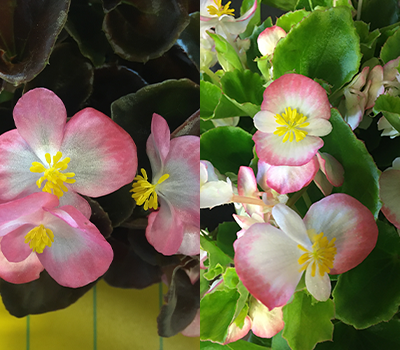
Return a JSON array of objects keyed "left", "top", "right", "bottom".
[
  {"left": 103, "top": 0, "right": 189, "bottom": 62},
  {"left": 275, "top": 9, "right": 309, "bottom": 33},
  {"left": 200, "top": 126, "right": 255, "bottom": 174},
  {"left": 320, "top": 109, "right": 381, "bottom": 218},
  {"left": 240, "top": 0, "right": 261, "bottom": 38},
  {"left": 381, "top": 26, "right": 400, "bottom": 63},
  {"left": 272, "top": 330, "right": 292, "bottom": 350},
  {"left": 282, "top": 290, "right": 334, "bottom": 350},
  {"left": 261, "top": 0, "right": 297, "bottom": 11},
  {"left": 223, "top": 267, "right": 240, "bottom": 289},
  {"left": 373, "top": 94, "right": 400, "bottom": 133},
  {"left": 273, "top": 7, "right": 361, "bottom": 93},
  {"left": 359, "top": 0, "right": 399, "bottom": 31},
  {"left": 200, "top": 80, "right": 259, "bottom": 120},
  {"left": 200, "top": 288, "right": 241, "bottom": 342},
  {"left": 200, "top": 235, "right": 233, "bottom": 280},
  {"left": 201, "top": 340, "right": 270, "bottom": 349},
  {"left": 217, "top": 221, "right": 240, "bottom": 259},
  {"left": 177, "top": 12, "right": 200, "bottom": 71},
  {"left": 354, "top": 21, "right": 381, "bottom": 62},
  {"left": 221, "top": 69, "right": 265, "bottom": 106},
  {"left": 314, "top": 319, "right": 400, "bottom": 350},
  {"left": 0, "top": 0, "right": 70, "bottom": 85},
  {"left": 332, "top": 220, "right": 400, "bottom": 329},
  {"left": 208, "top": 32, "right": 244, "bottom": 72}
]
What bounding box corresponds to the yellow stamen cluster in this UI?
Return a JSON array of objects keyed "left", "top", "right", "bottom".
[
  {"left": 274, "top": 107, "right": 310, "bottom": 143},
  {"left": 130, "top": 169, "right": 170, "bottom": 211},
  {"left": 24, "top": 224, "right": 54, "bottom": 254},
  {"left": 297, "top": 232, "right": 337, "bottom": 277},
  {"left": 207, "top": 0, "right": 235, "bottom": 17},
  {"left": 30, "top": 151, "right": 76, "bottom": 199}
]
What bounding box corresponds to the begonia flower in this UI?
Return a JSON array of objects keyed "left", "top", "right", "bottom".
[
  {"left": 200, "top": 160, "right": 234, "bottom": 208},
  {"left": 378, "top": 116, "right": 400, "bottom": 138},
  {"left": 257, "top": 25, "right": 287, "bottom": 57},
  {"left": 0, "top": 88, "right": 137, "bottom": 218},
  {"left": 200, "top": 0, "right": 257, "bottom": 42},
  {"left": 257, "top": 152, "right": 344, "bottom": 195},
  {"left": 130, "top": 114, "right": 199, "bottom": 256},
  {"left": 253, "top": 74, "right": 332, "bottom": 166},
  {"left": 0, "top": 192, "right": 113, "bottom": 288},
  {"left": 234, "top": 194, "right": 378, "bottom": 309},
  {"left": 379, "top": 157, "right": 400, "bottom": 229}
]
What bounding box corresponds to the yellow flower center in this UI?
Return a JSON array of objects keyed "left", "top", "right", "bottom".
[
  {"left": 130, "top": 168, "right": 170, "bottom": 211},
  {"left": 274, "top": 107, "right": 310, "bottom": 143},
  {"left": 24, "top": 224, "right": 54, "bottom": 254},
  {"left": 297, "top": 231, "right": 337, "bottom": 277},
  {"left": 207, "top": 0, "right": 235, "bottom": 17},
  {"left": 30, "top": 151, "right": 76, "bottom": 199}
]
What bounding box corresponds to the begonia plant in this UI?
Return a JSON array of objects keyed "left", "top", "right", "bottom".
[{"left": 200, "top": 0, "right": 400, "bottom": 349}]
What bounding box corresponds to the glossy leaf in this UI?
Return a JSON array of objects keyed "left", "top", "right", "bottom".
[
  {"left": 216, "top": 221, "right": 240, "bottom": 259},
  {"left": 275, "top": 9, "right": 309, "bottom": 33},
  {"left": 208, "top": 32, "right": 244, "bottom": 72},
  {"left": 282, "top": 290, "right": 334, "bottom": 350},
  {"left": 24, "top": 42, "right": 94, "bottom": 117},
  {"left": 373, "top": 94, "right": 400, "bottom": 133},
  {"left": 0, "top": 0, "right": 70, "bottom": 85},
  {"left": 380, "top": 26, "right": 400, "bottom": 63},
  {"left": 103, "top": 0, "right": 189, "bottom": 62},
  {"left": 262, "top": 0, "right": 297, "bottom": 11},
  {"left": 320, "top": 109, "right": 381, "bottom": 218},
  {"left": 65, "top": 0, "right": 113, "bottom": 67},
  {"left": 86, "top": 197, "right": 113, "bottom": 239},
  {"left": 0, "top": 271, "right": 95, "bottom": 317},
  {"left": 273, "top": 7, "right": 361, "bottom": 92},
  {"left": 359, "top": 0, "right": 399, "bottom": 31},
  {"left": 177, "top": 12, "right": 200, "bottom": 71},
  {"left": 200, "top": 126, "right": 254, "bottom": 174},
  {"left": 333, "top": 220, "right": 400, "bottom": 329}
]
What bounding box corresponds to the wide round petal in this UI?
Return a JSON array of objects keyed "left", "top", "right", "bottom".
[
  {"left": 176, "top": 222, "right": 200, "bottom": 256},
  {"left": 220, "top": 0, "right": 257, "bottom": 35},
  {"left": 200, "top": 181, "right": 233, "bottom": 208},
  {"left": 146, "top": 196, "right": 184, "bottom": 255},
  {"left": 157, "top": 136, "right": 199, "bottom": 219},
  {"left": 266, "top": 157, "right": 319, "bottom": 194},
  {"left": 0, "top": 239, "right": 44, "bottom": 284},
  {"left": 38, "top": 206, "right": 114, "bottom": 288},
  {"left": 260, "top": 74, "right": 331, "bottom": 122},
  {"left": 234, "top": 223, "right": 303, "bottom": 309},
  {"left": 380, "top": 168, "right": 400, "bottom": 229},
  {"left": 13, "top": 88, "right": 67, "bottom": 159},
  {"left": 249, "top": 298, "right": 284, "bottom": 338},
  {"left": 0, "top": 130, "right": 42, "bottom": 202},
  {"left": 181, "top": 309, "right": 200, "bottom": 337},
  {"left": 253, "top": 131, "right": 323, "bottom": 166},
  {"left": 58, "top": 190, "right": 92, "bottom": 219},
  {"left": 305, "top": 266, "right": 331, "bottom": 302},
  {"left": 303, "top": 193, "right": 378, "bottom": 274},
  {"left": 272, "top": 204, "right": 310, "bottom": 247},
  {"left": 316, "top": 152, "right": 344, "bottom": 187},
  {"left": 257, "top": 25, "right": 286, "bottom": 56},
  {"left": 0, "top": 192, "right": 58, "bottom": 228},
  {"left": 147, "top": 113, "right": 171, "bottom": 177},
  {"left": 224, "top": 316, "right": 252, "bottom": 344},
  {"left": 60, "top": 107, "right": 137, "bottom": 197},
  {"left": 1, "top": 224, "right": 37, "bottom": 262}
]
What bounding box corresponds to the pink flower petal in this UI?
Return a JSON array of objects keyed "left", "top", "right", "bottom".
[
  {"left": 0, "top": 130, "right": 42, "bottom": 202},
  {"left": 257, "top": 25, "right": 287, "bottom": 56},
  {"left": 253, "top": 131, "right": 323, "bottom": 166},
  {"left": 176, "top": 223, "right": 200, "bottom": 256},
  {"left": 238, "top": 166, "right": 263, "bottom": 216},
  {"left": 39, "top": 206, "right": 114, "bottom": 288},
  {"left": 1, "top": 224, "right": 37, "bottom": 262},
  {"left": 313, "top": 170, "right": 333, "bottom": 196},
  {"left": 58, "top": 191, "right": 92, "bottom": 219},
  {"left": 13, "top": 88, "right": 67, "bottom": 158},
  {"left": 147, "top": 114, "right": 171, "bottom": 177},
  {"left": 0, "top": 239, "right": 44, "bottom": 284},
  {"left": 146, "top": 196, "right": 184, "bottom": 255},
  {"left": 303, "top": 194, "right": 378, "bottom": 274},
  {"left": 221, "top": 0, "right": 257, "bottom": 35},
  {"left": 259, "top": 74, "right": 331, "bottom": 122},
  {"left": 366, "top": 65, "right": 384, "bottom": 109},
  {"left": 380, "top": 168, "right": 400, "bottom": 229},
  {"left": 234, "top": 223, "right": 303, "bottom": 309},
  {"left": 266, "top": 156, "right": 319, "bottom": 194},
  {"left": 181, "top": 308, "right": 200, "bottom": 337},
  {"left": 224, "top": 316, "right": 252, "bottom": 344},
  {"left": 249, "top": 299, "right": 284, "bottom": 338},
  {"left": 60, "top": 107, "right": 137, "bottom": 197},
  {"left": 316, "top": 152, "right": 344, "bottom": 187}
]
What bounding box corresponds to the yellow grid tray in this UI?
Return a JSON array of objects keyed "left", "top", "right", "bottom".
[{"left": 0, "top": 279, "right": 199, "bottom": 350}]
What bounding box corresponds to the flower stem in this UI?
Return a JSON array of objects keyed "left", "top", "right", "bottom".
[{"left": 231, "top": 194, "right": 270, "bottom": 207}]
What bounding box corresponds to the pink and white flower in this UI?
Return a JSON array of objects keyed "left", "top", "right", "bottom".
[
  {"left": 257, "top": 152, "right": 344, "bottom": 195},
  {"left": 0, "top": 88, "right": 138, "bottom": 218},
  {"left": 257, "top": 25, "right": 286, "bottom": 57},
  {"left": 234, "top": 194, "right": 378, "bottom": 309},
  {"left": 379, "top": 157, "right": 400, "bottom": 229},
  {"left": 253, "top": 74, "right": 332, "bottom": 166},
  {"left": 131, "top": 114, "right": 199, "bottom": 256},
  {"left": 0, "top": 192, "right": 113, "bottom": 288}
]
